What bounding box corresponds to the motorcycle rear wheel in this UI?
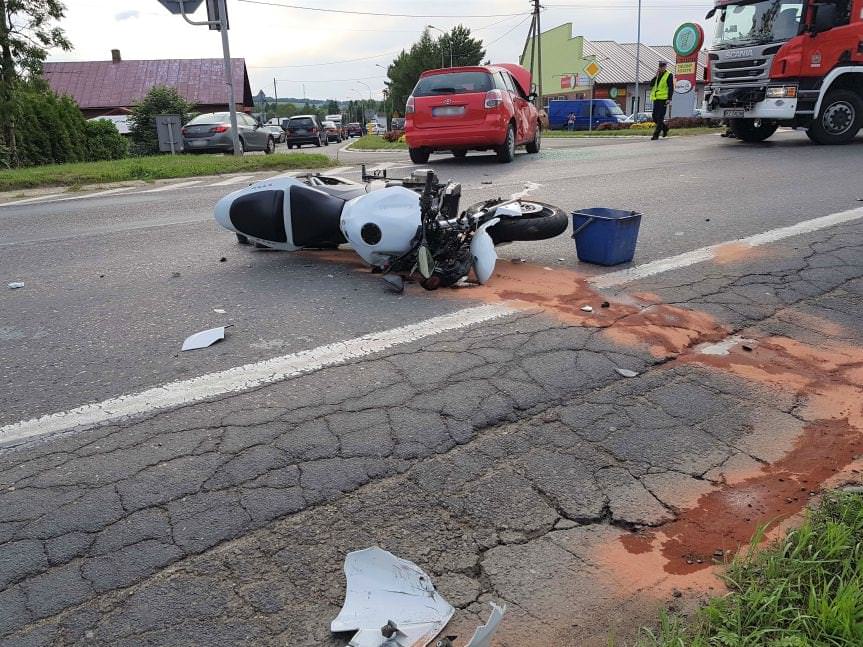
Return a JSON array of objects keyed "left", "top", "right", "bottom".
[{"left": 466, "top": 201, "right": 568, "bottom": 244}]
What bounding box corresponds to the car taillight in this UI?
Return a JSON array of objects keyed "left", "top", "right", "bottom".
[
  {"left": 406, "top": 96, "right": 415, "bottom": 114},
  {"left": 210, "top": 125, "right": 229, "bottom": 133},
  {"left": 311, "top": 128, "right": 318, "bottom": 134},
  {"left": 484, "top": 89, "right": 504, "bottom": 109},
  {"left": 181, "top": 128, "right": 188, "bottom": 136}
]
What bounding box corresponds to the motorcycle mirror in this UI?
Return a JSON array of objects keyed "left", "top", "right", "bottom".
[
  {"left": 417, "top": 245, "right": 435, "bottom": 280},
  {"left": 382, "top": 274, "right": 405, "bottom": 293}
]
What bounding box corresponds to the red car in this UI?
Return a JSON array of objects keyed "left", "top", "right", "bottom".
[{"left": 405, "top": 63, "right": 542, "bottom": 164}]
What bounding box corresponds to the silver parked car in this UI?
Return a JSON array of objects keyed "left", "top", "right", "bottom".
[{"left": 182, "top": 112, "right": 276, "bottom": 155}]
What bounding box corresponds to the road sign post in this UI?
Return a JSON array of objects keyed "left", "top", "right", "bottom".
[
  {"left": 583, "top": 61, "right": 602, "bottom": 132},
  {"left": 157, "top": 0, "right": 242, "bottom": 156}
]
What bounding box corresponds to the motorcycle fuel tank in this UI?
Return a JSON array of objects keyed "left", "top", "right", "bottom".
[{"left": 340, "top": 186, "right": 421, "bottom": 267}]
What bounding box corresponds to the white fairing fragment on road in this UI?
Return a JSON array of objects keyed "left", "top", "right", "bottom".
[
  {"left": 465, "top": 602, "right": 507, "bottom": 647},
  {"left": 470, "top": 217, "right": 500, "bottom": 284},
  {"left": 331, "top": 547, "right": 454, "bottom": 647},
  {"left": 181, "top": 327, "right": 226, "bottom": 351}
]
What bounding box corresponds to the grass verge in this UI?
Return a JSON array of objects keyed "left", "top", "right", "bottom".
[
  {"left": 639, "top": 490, "right": 863, "bottom": 646},
  {"left": 0, "top": 153, "right": 335, "bottom": 191},
  {"left": 545, "top": 127, "right": 721, "bottom": 138},
  {"left": 347, "top": 135, "right": 408, "bottom": 151}
]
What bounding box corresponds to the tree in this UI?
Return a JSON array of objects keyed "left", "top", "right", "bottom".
[
  {"left": 325, "top": 99, "right": 340, "bottom": 115},
  {"left": 384, "top": 26, "right": 485, "bottom": 114},
  {"left": 128, "top": 85, "right": 194, "bottom": 155},
  {"left": 0, "top": 0, "right": 71, "bottom": 163}
]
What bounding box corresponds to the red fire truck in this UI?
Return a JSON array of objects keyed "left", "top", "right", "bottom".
[{"left": 702, "top": 0, "right": 863, "bottom": 143}]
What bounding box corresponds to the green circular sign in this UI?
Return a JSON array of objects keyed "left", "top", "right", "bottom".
[
  {"left": 673, "top": 23, "right": 704, "bottom": 57},
  {"left": 609, "top": 87, "right": 619, "bottom": 99}
]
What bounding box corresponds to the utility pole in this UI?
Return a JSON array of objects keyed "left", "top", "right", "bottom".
[
  {"left": 634, "top": 0, "right": 642, "bottom": 114},
  {"left": 533, "top": 0, "right": 543, "bottom": 107},
  {"left": 273, "top": 78, "right": 278, "bottom": 122}
]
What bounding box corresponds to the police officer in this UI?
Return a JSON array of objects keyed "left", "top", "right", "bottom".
[{"left": 649, "top": 61, "right": 674, "bottom": 140}]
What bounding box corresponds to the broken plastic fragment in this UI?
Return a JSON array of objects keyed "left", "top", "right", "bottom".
[
  {"left": 615, "top": 368, "right": 639, "bottom": 378},
  {"left": 331, "top": 547, "right": 454, "bottom": 647},
  {"left": 213, "top": 308, "right": 227, "bottom": 314},
  {"left": 181, "top": 327, "right": 226, "bottom": 351},
  {"left": 580, "top": 305, "right": 593, "bottom": 313},
  {"left": 7, "top": 282, "right": 24, "bottom": 289},
  {"left": 465, "top": 602, "right": 507, "bottom": 647}
]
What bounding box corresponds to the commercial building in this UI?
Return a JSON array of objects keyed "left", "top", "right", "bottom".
[
  {"left": 520, "top": 23, "right": 707, "bottom": 115},
  {"left": 44, "top": 50, "right": 253, "bottom": 119}
]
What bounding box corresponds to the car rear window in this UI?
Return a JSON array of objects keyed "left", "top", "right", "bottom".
[
  {"left": 289, "top": 117, "right": 314, "bottom": 128},
  {"left": 413, "top": 72, "right": 493, "bottom": 97},
  {"left": 188, "top": 112, "right": 229, "bottom": 125}
]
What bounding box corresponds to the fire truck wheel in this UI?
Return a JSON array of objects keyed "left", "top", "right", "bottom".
[
  {"left": 730, "top": 118, "right": 778, "bottom": 143},
  {"left": 807, "top": 90, "right": 863, "bottom": 145}
]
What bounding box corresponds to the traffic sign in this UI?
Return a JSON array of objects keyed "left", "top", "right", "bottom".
[
  {"left": 157, "top": 0, "right": 205, "bottom": 15},
  {"left": 583, "top": 61, "right": 602, "bottom": 79}
]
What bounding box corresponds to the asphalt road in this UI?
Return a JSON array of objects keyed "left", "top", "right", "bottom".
[
  {"left": 1, "top": 131, "right": 863, "bottom": 646},
  {"left": 2, "top": 130, "right": 861, "bottom": 424}
]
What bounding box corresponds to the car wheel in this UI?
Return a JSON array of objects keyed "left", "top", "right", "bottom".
[
  {"left": 730, "top": 118, "right": 778, "bottom": 143},
  {"left": 496, "top": 124, "right": 516, "bottom": 163},
  {"left": 409, "top": 147, "right": 430, "bottom": 163},
  {"left": 264, "top": 137, "right": 275, "bottom": 154},
  {"left": 526, "top": 123, "right": 541, "bottom": 154},
  {"left": 452, "top": 150, "right": 467, "bottom": 158},
  {"left": 807, "top": 89, "right": 863, "bottom": 145}
]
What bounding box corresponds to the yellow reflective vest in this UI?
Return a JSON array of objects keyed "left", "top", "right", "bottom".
[{"left": 650, "top": 71, "right": 672, "bottom": 101}]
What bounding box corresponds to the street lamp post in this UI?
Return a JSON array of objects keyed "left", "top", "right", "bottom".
[
  {"left": 357, "top": 80, "right": 372, "bottom": 101},
  {"left": 634, "top": 0, "right": 643, "bottom": 114},
  {"left": 427, "top": 25, "right": 452, "bottom": 68}
]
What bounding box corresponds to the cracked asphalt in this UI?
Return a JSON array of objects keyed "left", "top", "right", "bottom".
[{"left": 1, "top": 132, "right": 862, "bottom": 646}]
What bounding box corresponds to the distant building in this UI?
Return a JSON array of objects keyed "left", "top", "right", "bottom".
[
  {"left": 520, "top": 23, "right": 707, "bottom": 115},
  {"left": 43, "top": 49, "right": 253, "bottom": 119}
]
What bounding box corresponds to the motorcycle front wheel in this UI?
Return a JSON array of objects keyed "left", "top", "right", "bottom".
[{"left": 466, "top": 201, "right": 569, "bottom": 244}]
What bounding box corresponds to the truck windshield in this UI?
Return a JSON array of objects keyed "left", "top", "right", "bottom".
[{"left": 713, "top": 0, "right": 804, "bottom": 48}]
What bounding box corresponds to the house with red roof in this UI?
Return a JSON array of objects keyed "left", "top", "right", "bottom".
[{"left": 43, "top": 50, "right": 253, "bottom": 119}]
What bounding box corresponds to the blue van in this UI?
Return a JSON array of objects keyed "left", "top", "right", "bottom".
[{"left": 548, "top": 99, "right": 628, "bottom": 130}]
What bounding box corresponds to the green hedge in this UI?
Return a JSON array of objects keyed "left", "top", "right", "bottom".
[{"left": 1, "top": 85, "right": 128, "bottom": 168}]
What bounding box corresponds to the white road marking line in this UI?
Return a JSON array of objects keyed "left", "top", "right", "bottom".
[
  {"left": 138, "top": 180, "right": 202, "bottom": 194},
  {"left": 0, "top": 193, "right": 65, "bottom": 207},
  {"left": 326, "top": 166, "right": 354, "bottom": 175},
  {"left": 209, "top": 175, "right": 255, "bottom": 187},
  {"left": 0, "top": 304, "right": 517, "bottom": 447},
  {"left": 37, "top": 187, "right": 135, "bottom": 204},
  {"left": 590, "top": 206, "right": 863, "bottom": 289}
]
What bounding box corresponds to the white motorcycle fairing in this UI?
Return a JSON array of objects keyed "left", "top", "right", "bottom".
[
  {"left": 470, "top": 217, "right": 500, "bottom": 284},
  {"left": 214, "top": 176, "right": 345, "bottom": 251},
  {"left": 340, "top": 185, "right": 421, "bottom": 268}
]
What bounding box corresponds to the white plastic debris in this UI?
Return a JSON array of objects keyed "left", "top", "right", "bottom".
[
  {"left": 331, "top": 547, "right": 454, "bottom": 647},
  {"left": 615, "top": 368, "right": 639, "bottom": 378},
  {"left": 181, "top": 326, "right": 226, "bottom": 351},
  {"left": 7, "top": 282, "right": 24, "bottom": 289},
  {"left": 465, "top": 602, "right": 507, "bottom": 647},
  {"left": 580, "top": 305, "right": 593, "bottom": 313},
  {"left": 696, "top": 335, "right": 756, "bottom": 356},
  {"left": 213, "top": 308, "right": 226, "bottom": 314},
  {"left": 510, "top": 181, "right": 542, "bottom": 200}
]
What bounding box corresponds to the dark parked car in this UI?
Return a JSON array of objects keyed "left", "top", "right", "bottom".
[
  {"left": 285, "top": 115, "right": 327, "bottom": 148},
  {"left": 346, "top": 122, "right": 364, "bottom": 137},
  {"left": 182, "top": 112, "right": 275, "bottom": 155}
]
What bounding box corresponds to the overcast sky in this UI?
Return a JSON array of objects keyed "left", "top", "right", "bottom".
[{"left": 49, "top": 0, "right": 713, "bottom": 100}]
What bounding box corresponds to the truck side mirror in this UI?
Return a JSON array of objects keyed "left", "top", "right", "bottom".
[{"left": 812, "top": 3, "right": 838, "bottom": 34}]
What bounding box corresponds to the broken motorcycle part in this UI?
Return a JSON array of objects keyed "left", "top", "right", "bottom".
[{"left": 331, "top": 547, "right": 454, "bottom": 647}]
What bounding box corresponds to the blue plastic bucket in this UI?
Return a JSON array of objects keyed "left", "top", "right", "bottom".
[{"left": 571, "top": 208, "right": 642, "bottom": 266}]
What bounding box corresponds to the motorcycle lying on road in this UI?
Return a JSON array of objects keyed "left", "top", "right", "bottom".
[{"left": 214, "top": 167, "right": 568, "bottom": 290}]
